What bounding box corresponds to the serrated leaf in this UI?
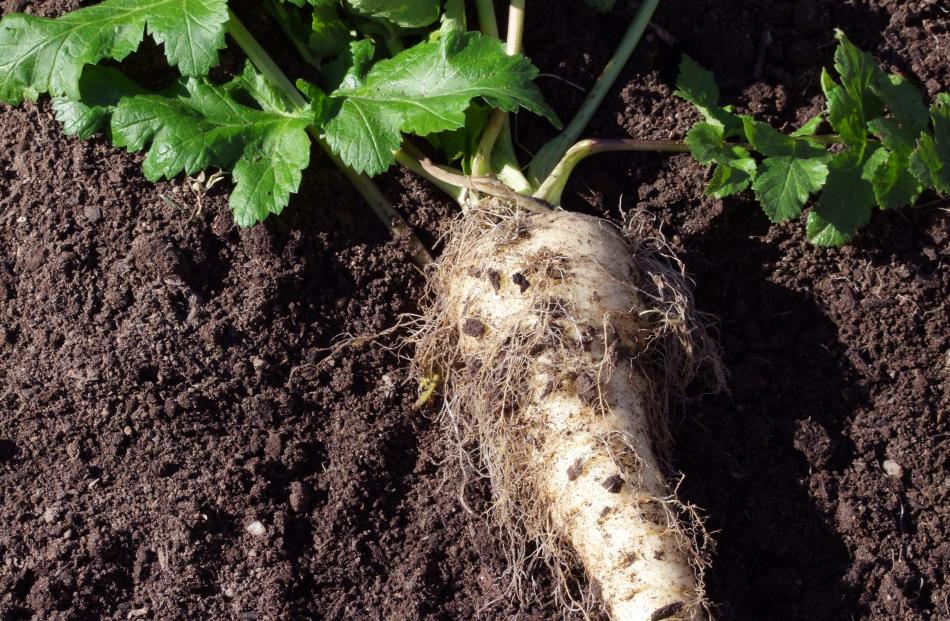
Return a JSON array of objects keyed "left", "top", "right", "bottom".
[
  {"left": 707, "top": 158, "right": 756, "bottom": 198},
  {"left": 807, "top": 150, "right": 876, "bottom": 246},
  {"left": 296, "top": 79, "right": 330, "bottom": 119},
  {"left": 674, "top": 55, "right": 742, "bottom": 137},
  {"left": 346, "top": 0, "right": 440, "bottom": 29},
  {"left": 309, "top": 4, "right": 352, "bottom": 60},
  {"left": 865, "top": 115, "right": 923, "bottom": 209},
  {"left": 822, "top": 68, "right": 868, "bottom": 147},
  {"left": 909, "top": 94, "right": 950, "bottom": 194},
  {"left": 863, "top": 144, "right": 921, "bottom": 209},
  {"left": 110, "top": 78, "right": 314, "bottom": 226},
  {"left": 685, "top": 121, "right": 756, "bottom": 198},
  {"left": 791, "top": 113, "right": 824, "bottom": 137},
  {"left": 0, "top": 0, "right": 228, "bottom": 104},
  {"left": 52, "top": 66, "right": 146, "bottom": 139},
  {"left": 871, "top": 72, "right": 929, "bottom": 137},
  {"left": 752, "top": 157, "right": 829, "bottom": 222},
  {"left": 324, "top": 39, "right": 378, "bottom": 93},
  {"left": 833, "top": 30, "right": 884, "bottom": 120},
  {"left": 684, "top": 122, "right": 725, "bottom": 165},
  {"left": 742, "top": 116, "right": 828, "bottom": 158},
  {"left": 739, "top": 117, "right": 831, "bottom": 221},
  {"left": 230, "top": 62, "right": 291, "bottom": 113},
  {"left": 324, "top": 31, "right": 559, "bottom": 175}
]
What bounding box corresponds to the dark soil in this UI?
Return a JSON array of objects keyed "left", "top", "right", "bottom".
[{"left": 1, "top": 1, "right": 948, "bottom": 620}]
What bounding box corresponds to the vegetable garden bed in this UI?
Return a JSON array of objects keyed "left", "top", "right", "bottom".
[{"left": 0, "top": 0, "right": 947, "bottom": 619}]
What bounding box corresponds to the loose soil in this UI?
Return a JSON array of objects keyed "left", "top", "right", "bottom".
[{"left": 1, "top": 1, "right": 948, "bottom": 620}]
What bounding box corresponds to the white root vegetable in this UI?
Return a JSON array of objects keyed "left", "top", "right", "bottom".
[{"left": 413, "top": 207, "right": 718, "bottom": 621}]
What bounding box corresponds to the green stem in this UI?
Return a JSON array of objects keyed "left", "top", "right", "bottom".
[
  {"left": 395, "top": 148, "right": 466, "bottom": 204},
  {"left": 534, "top": 138, "right": 688, "bottom": 205},
  {"left": 529, "top": 0, "right": 660, "bottom": 186},
  {"left": 226, "top": 11, "right": 308, "bottom": 109},
  {"left": 471, "top": 0, "right": 529, "bottom": 183},
  {"left": 475, "top": 0, "right": 500, "bottom": 38},
  {"left": 225, "top": 11, "right": 432, "bottom": 267},
  {"left": 533, "top": 132, "right": 846, "bottom": 205}
]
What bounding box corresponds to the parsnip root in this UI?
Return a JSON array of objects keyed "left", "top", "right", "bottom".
[{"left": 412, "top": 205, "right": 721, "bottom": 620}]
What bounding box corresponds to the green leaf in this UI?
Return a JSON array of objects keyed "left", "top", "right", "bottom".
[
  {"left": 674, "top": 55, "right": 742, "bottom": 137},
  {"left": 229, "top": 62, "right": 291, "bottom": 113},
  {"left": 807, "top": 150, "right": 876, "bottom": 246},
  {"left": 832, "top": 30, "right": 883, "bottom": 121},
  {"left": 821, "top": 68, "right": 868, "bottom": 147},
  {"left": 863, "top": 144, "right": 921, "bottom": 209},
  {"left": 51, "top": 66, "right": 147, "bottom": 139},
  {"left": 742, "top": 116, "right": 830, "bottom": 220},
  {"left": 790, "top": 113, "right": 824, "bottom": 137},
  {"left": 309, "top": 4, "right": 352, "bottom": 60},
  {"left": 324, "top": 31, "right": 559, "bottom": 175},
  {"left": 684, "top": 122, "right": 725, "bottom": 165},
  {"left": 111, "top": 78, "right": 314, "bottom": 226},
  {"left": 707, "top": 158, "right": 757, "bottom": 199},
  {"left": 752, "top": 157, "right": 829, "bottom": 222},
  {"left": 871, "top": 72, "right": 929, "bottom": 137},
  {"left": 685, "top": 121, "right": 756, "bottom": 198},
  {"left": 0, "top": 0, "right": 228, "bottom": 104},
  {"left": 865, "top": 114, "right": 923, "bottom": 208},
  {"left": 440, "top": 0, "right": 467, "bottom": 33},
  {"left": 428, "top": 104, "right": 490, "bottom": 170},
  {"left": 296, "top": 79, "right": 330, "bottom": 119},
  {"left": 278, "top": 0, "right": 336, "bottom": 6},
  {"left": 346, "top": 0, "right": 440, "bottom": 29},
  {"left": 909, "top": 93, "right": 950, "bottom": 194},
  {"left": 325, "top": 39, "right": 378, "bottom": 92},
  {"left": 742, "top": 116, "right": 827, "bottom": 158}
]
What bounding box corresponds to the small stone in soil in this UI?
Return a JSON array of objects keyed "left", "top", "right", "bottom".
[
  {"left": 882, "top": 459, "right": 903, "bottom": 478},
  {"left": 42, "top": 506, "right": 62, "bottom": 524},
  {"left": 245, "top": 521, "right": 266, "bottom": 537},
  {"left": 512, "top": 272, "right": 530, "bottom": 292}
]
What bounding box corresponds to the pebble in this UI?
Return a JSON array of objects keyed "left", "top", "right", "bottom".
[
  {"left": 882, "top": 459, "right": 903, "bottom": 478},
  {"left": 245, "top": 520, "right": 266, "bottom": 537},
  {"left": 42, "top": 506, "right": 62, "bottom": 524},
  {"left": 289, "top": 481, "right": 310, "bottom": 513}
]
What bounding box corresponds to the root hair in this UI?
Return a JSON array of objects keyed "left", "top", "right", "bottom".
[{"left": 409, "top": 201, "right": 723, "bottom": 619}]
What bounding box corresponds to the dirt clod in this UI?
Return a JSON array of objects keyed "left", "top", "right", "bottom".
[
  {"left": 567, "top": 458, "right": 584, "bottom": 481},
  {"left": 462, "top": 317, "right": 486, "bottom": 337},
  {"left": 575, "top": 373, "right": 598, "bottom": 405},
  {"left": 602, "top": 475, "right": 624, "bottom": 494},
  {"left": 650, "top": 601, "right": 685, "bottom": 620}
]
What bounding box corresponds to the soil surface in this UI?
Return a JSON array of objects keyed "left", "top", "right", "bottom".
[{"left": 1, "top": 1, "right": 948, "bottom": 620}]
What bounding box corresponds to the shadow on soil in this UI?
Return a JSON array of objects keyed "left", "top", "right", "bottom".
[{"left": 668, "top": 205, "right": 863, "bottom": 621}]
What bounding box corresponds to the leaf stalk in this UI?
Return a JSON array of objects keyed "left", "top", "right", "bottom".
[
  {"left": 534, "top": 138, "right": 688, "bottom": 205},
  {"left": 529, "top": 0, "right": 661, "bottom": 186}
]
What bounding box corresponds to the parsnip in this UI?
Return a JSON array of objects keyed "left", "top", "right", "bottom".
[{"left": 414, "top": 208, "right": 711, "bottom": 621}]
